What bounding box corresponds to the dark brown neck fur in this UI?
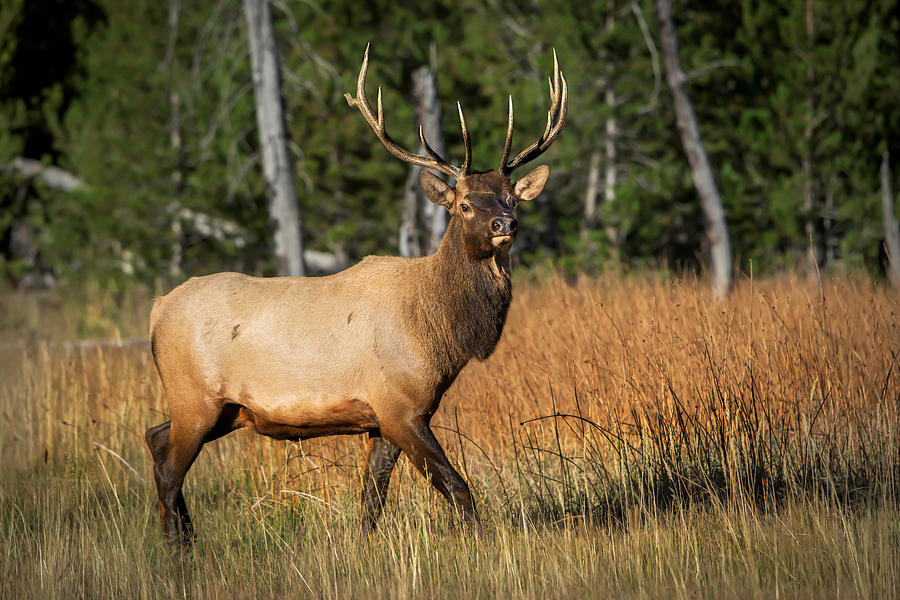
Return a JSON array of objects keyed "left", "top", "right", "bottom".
[{"left": 412, "top": 216, "right": 512, "bottom": 378}]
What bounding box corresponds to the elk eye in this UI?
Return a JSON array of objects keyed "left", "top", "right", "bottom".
[{"left": 460, "top": 204, "right": 471, "bottom": 213}]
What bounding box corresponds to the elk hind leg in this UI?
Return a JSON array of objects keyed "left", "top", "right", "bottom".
[
  {"left": 361, "top": 433, "right": 401, "bottom": 538},
  {"left": 146, "top": 404, "right": 242, "bottom": 548},
  {"left": 146, "top": 421, "right": 192, "bottom": 535}
]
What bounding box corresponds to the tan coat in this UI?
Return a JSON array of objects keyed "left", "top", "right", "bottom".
[{"left": 150, "top": 216, "right": 509, "bottom": 445}]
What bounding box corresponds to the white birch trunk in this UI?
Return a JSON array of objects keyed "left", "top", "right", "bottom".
[
  {"left": 400, "top": 65, "right": 446, "bottom": 257},
  {"left": 881, "top": 150, "right": 900, "bottom": 287},
  {"left": 166, "top": 0, "right": 185, "bottom": 277},
  {"left": 400, "top": 160, "right": 423, "bottom": 258},
  {"left": 802, "top": 0, "right": 818, "bottom": 276},
  {"left": 244, "top": 0, "right": 304, "bottom": 276},
  {"left": 603, "top": 95, "right": 618, "bottom": 247},
  {"left": 603, "top": 0, "right": 619, "bottom": 249},
  {"left": 399, "top": 66, "right": 447, "bottom": 257},
  {"left": 582, "top": 151, "right": 601, "bottom": 243},
  {"left": 656, "top": 0, "right": 732, "bottom": 299}
]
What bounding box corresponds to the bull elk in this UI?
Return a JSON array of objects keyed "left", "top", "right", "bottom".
[{"left": 146, "top": 44, "right": 567, "bottom": 548}]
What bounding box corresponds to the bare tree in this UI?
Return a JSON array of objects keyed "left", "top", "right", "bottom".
[
  {"left": 655, "top": 0, "right": 732, "bottom": 298},
  {"left": 243, "top": 0, "right": 304, "bottom": 276},
  {"left": 881, "top": 150, "right": 900, "bottom": 287},
  {"left": 400, "top": 64, "right": 447, "bottom": 257},
  {"left": 582, "top": 0, "right": 620, "bottom": 258},
  {"left": 581, "top": 150, "right": 601, "bottom": 246},
  {"left": 801, "top": 0, "right": 819, "bottom": 276},
  {"left": 602, "top": 0, "right": 620, "bottom": 251},
  {"left": 400, "top": 162, "right": 423, "bottom": 258},
  {"left": 163, "top": 0, "right": 187, "bottom": 277}
]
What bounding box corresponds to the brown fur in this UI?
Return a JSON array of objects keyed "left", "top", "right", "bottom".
[{"left": 147, "top": 165, "right": 548, "bottom": 550}]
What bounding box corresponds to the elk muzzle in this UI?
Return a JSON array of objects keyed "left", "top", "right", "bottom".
[
  {"left": 490, "top": 216, "right": 517, "bottom": 236},
  {"left": 490, "top": 216, "right": 516, "bottom": 248}
]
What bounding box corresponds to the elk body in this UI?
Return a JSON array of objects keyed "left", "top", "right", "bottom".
[{"left": 146, "top": 45, "right": 567, "bottom": 549}]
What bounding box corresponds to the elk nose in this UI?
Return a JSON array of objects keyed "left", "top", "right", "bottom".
[{"left": 491, "top": 216, "right": 518, "bottom": 236}]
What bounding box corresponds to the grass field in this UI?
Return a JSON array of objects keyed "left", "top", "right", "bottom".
[{"left": 1, "top": 272, "right": 898, "bottom": 598}]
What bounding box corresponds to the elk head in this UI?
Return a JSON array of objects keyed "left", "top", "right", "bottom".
[{"left": 345, "top": 44, "right": 567, "bottom": 259}]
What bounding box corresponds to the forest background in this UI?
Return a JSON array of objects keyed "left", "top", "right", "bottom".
[{"left": 2, "top": 0, "right": 900, "bottom": 294}]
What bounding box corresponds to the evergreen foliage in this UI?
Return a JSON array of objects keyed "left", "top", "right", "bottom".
[{"left": 1, "top": 0, "right": 898, "bottom": 287}]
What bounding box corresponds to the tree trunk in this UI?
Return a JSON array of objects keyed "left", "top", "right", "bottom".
[
  {"left": 582, "top": 0, "right": 619, "bottom": 260},
  {"left": 165, "top": 0, "right": 185, "bottom": 277},
  {"left": 244, "top": 0, "right": 305, "bottom": 276},
  {"left": 399, "top": 65, "right": 446, "bottom": 257},
  {"left": 581, "top": 151, "right": 601, "bottom": 246},
  {"left": 400, "top": 162, "right": 423, "bottom": 258},
  {"left": 801, "top": 0, "right": 818, "bottom": 277},
  {"left": 603, "top": 102, "right": 619, "bottom": 250},
  {"left": 823, "top": 174, "right": 836, "bottom": 269},
  {"left": 655, "top": 0, "right": 732, "bottom": 299},
  {"left": 881, "top": 150, "right": 900, "bottom": 287},
  {"left": 603, "top": 0, "right": 619, "bottom": 251}
]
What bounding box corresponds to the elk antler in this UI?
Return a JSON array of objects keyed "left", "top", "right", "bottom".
[
  {"left": 345, "top": 44, "right": 471, "bottom": 180},
  {"left": 498, "top": 49, "right": 568, "bottom": 176}
]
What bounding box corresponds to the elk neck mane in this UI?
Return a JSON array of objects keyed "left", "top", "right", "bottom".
[{"left": 409, "top": 214, "right": 512, "bottom": 377}]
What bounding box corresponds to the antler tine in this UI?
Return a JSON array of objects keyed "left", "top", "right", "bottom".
[
  {"left": 538, "top": 49, "right": 559, "bottom": 141},
  {"left": 345, "top": 44, "right": 462, "bottom": 179},
  {"left": 458, "top": 102, "right": 471, "bottom": 176},
  {"left": 539, "top": 78, "right": 555, "bottom": 141},
  {"left": 418, "top": 124, "right": 448, "bottom": 164},
  {"left": 499, "top": 49, "right": 568, "bottom": 175},
  {"left": 552, "top": 47, "right": 560, "bottom": 106},
  {"left": 542, "top": 56, "right": 563, "bottom": 140},
  {"left": 498, "top": 95, "right": 514, "bottom": 173},
  {"left": 376, "top": 86, "right": 384, "bottom": 131},
  {"left": 545, "top": 70, "right": 567, "bottom": 141},
  {"left": 511, "top": 71, "right": 565, "bottom": 169}
]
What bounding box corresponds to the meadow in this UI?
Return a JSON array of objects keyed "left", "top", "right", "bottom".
[{"left": 1, "top": 272, "right": 898, "bottom": 598}]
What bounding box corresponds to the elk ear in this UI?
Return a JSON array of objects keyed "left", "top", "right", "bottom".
[
  {"left": 513, "top": 165, "right": 550, "bottom": 202},
  {"left": 420, "top": 170, "right": 455, "bottom": 208}
]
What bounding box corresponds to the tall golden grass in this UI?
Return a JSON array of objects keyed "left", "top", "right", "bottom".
[{"left": 1, "top": 272, "right": 898, "bottom": 598}]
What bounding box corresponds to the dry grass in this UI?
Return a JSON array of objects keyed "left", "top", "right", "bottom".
[{"left": 1, "top": 272, "right": 898, "bottom": 598}]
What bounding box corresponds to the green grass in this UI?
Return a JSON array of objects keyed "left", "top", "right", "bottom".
[{"left": 3, "top": 464, "right": 898, "bottom": 598}]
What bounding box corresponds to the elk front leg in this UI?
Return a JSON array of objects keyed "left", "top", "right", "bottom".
[
  {"left": 361, "top": 433, "right": 401, "bottom": 538},
  {"left": 387, "top": 418, "right": 481, "bottom": 531}
]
